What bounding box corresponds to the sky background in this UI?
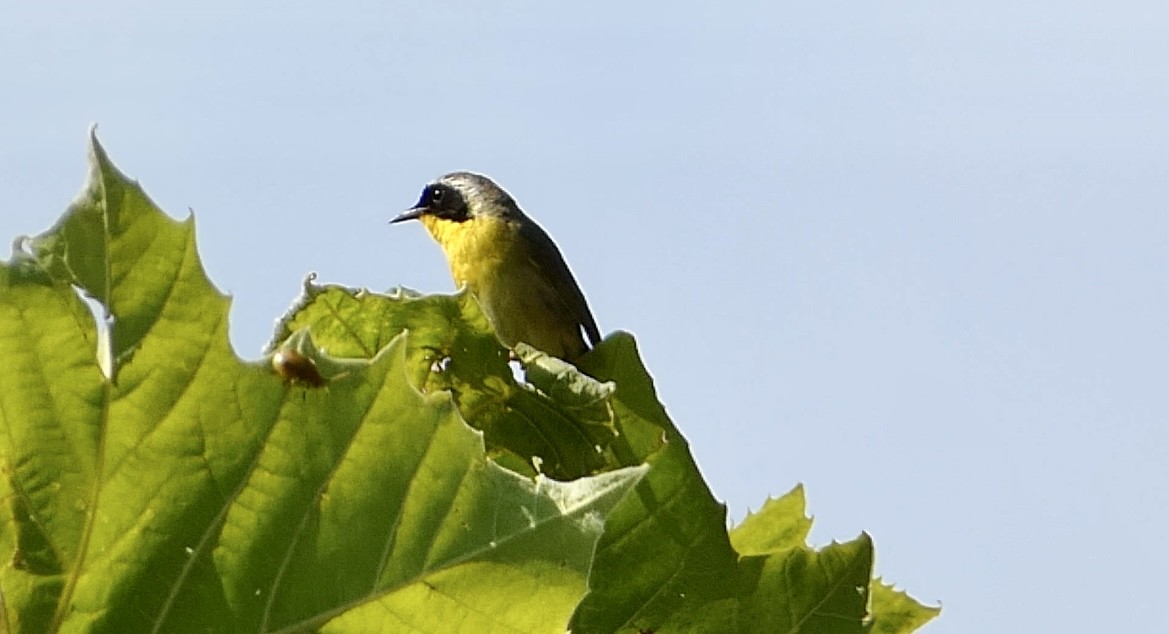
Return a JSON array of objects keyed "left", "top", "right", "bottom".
[{"left": 3, "top": 2, "right": 1166, "bottom": 631}]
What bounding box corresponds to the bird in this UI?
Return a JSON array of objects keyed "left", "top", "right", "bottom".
[{"left": 391, "top": 172, "right": 601, "bottom": 361}]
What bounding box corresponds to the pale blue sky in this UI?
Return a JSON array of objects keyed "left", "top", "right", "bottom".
[{"left": 3, "top": 2, "right": 1166, "bottom": 631}]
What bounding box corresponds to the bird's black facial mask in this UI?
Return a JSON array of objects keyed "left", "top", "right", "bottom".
[{"left": 391, "top": 183, "right": 470, "bottom": 224}]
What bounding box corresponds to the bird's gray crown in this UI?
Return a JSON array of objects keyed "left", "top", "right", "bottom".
[{"left": 437, "top": 172, "right": 522, "bottom": 218}]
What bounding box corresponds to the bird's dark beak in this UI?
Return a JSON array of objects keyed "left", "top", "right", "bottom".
[{"left": 390, "top": 206, "right": 427, "bottom": 224}]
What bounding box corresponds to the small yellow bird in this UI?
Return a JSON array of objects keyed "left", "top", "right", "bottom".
[{"left": 391, "top": 172, "right": 601, "bottom": 361}]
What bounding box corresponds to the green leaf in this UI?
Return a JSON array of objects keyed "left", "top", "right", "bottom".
[
  {"left": 28, "top": 128, "right": 208, "bottom": 376},
  {"left": 268, "top": 282, "right": 620, "bottom": 481},
  {"left": 730, "top": 534, "right": 874, "bottom": 634},
  {"left": 730, "top": 484, "right": 814, "bottom": 555},
  {"left": 569, "top": 333, "right": 741, "bottom": 631},
  {"left": 0, "top": 132, "right": 938, "bottom": 634},
  {"left": 658, "top": 534, "right": 876, "bottom": 634},
  {"left": 0, "top": 133, "right": 645, "bottom": 633},
  {"left": 867, "top": 579, "right": 941, "bottom": 634}
]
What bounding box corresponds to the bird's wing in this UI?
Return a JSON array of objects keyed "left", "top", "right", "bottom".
[{"left": 519, "top": 219, "right": 602, "bottom": 347}]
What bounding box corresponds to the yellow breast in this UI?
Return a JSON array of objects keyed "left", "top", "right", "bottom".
[
  {"left": 418, "top": 215, "right": 586, "bottom": 358},
  {"left": 420, "top": 214, "right": 516, "bottom": 290}
]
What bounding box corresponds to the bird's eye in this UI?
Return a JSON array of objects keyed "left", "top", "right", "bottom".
[{"left": 430, "top": 187, "right": 444, "bottom": 202}]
